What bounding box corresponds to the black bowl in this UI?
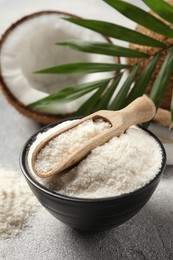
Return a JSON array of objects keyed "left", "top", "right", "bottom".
[{"left": 20, "top": 118, "right": 166, "bottom": 232}]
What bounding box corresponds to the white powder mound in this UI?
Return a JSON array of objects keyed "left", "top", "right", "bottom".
[
  {"left": 0, "top": 167, "right": 39, "bottom": 239},
  {"left": 28, "top": 120, "right": 162, "bottom": 199},
  {"left": 35, "top": 119, "right": 111, "bottom": 173}
]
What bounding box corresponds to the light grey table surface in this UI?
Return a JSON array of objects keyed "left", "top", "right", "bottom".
[
  {"left": 0, "top": 1, "right": 173, "bottom": 259},
  {"left": 0, "top": 91, "right": 173, "bottom": 260}
]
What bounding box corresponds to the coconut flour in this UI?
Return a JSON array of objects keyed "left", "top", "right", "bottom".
[
  {"left": 35, "top": 119, "right": 111, "bottom": 173},
  {"left": 0, "top": 167, "right": 39, "bottom": 239},
  {"left": 28, "top": 120, "right": 162, "bottom": 199}
]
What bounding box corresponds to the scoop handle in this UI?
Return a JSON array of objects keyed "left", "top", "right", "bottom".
[{"left": 118, "top": 96, "right": 156, "bottom": 128}]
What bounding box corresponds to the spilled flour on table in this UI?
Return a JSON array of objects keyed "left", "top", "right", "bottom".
[{"left": 0, "top": 167, "right": 39, "bottom": 239}]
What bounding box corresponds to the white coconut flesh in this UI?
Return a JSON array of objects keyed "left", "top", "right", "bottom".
[{"left": 0, "top": 13, "right": 113, "bottom": 114}]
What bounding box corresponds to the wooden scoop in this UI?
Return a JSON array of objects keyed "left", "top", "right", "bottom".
[{"left": 31, "top": 96, "right": 156, "bottom": 178}]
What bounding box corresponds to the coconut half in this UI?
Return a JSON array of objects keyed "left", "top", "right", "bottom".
[{"left": 0, "top": 11, "right": 113, "bottom": 124}]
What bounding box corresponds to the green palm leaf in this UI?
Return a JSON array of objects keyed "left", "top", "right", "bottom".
[
  {"left": 104, "top": 0, "right": 173, "bottom": 38},
  {"left": 94, "top": 73, "right": 123, "bottom": 110},
  {"left": 35, "top": 62, "right": 130, "bottom": 74},
  {"left": 150, "top": 47, "right": 173, "bottom": 109},
  {"left": 143, "top": 0, "right": 173, "bottom": 24},
  {"left": 126, "top": 53, "right": 160, "bottom": 104},
  {"left": 64, "top": 18, "right": 165, "bottom": 48},
  {"left": 28, "top": 78, "right": 111, "bottom": 109},
  {"left": 75, "top": 83, "right": 108, "bottom": 116},
  {"left": 58, "top": 41, "right": 149, "bottom": 58},
  {"left": 109, "top": 64, "right": 140, "bottom": 110}
]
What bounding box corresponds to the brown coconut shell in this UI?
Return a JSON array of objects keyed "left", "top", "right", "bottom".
[
  {"left": 126, "top": 0, "right": 173, "bottom": 112},
  {"left": 0, "top": 11, "right": 80, "bottom": 125},
  {"left": 0, "top": 11, "right": 111, "bottom": 125}
]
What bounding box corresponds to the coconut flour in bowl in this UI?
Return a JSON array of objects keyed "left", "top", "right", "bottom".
[
  {"left": 34, "top": 119, "right": 111, "bottom": 174},
  {"left": 27, "top": 119, "right": 163, "bottom": 199}
]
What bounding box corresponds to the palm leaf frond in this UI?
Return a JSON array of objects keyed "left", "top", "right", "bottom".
[
  {"left": 104, "top": 0, "right": 173, "bottom": 38},
  {"left": 75, "top": 83, "right": 107, "bottom": 116},
  {"left": 109, "top": 64, "right": 140, "bottom": 110},
  {"left": 28, "top": 78, "right": 111, "bottom": 109},
  {"left": 64, "top": 18, "right": 165, "bottom": 48},
  {"left": 93, "top": 73, "right": 123, "bottom": 111},
  {"left": 149, "top": 47, "right": 173, "bottom": 108},
  {"left": 34, "top": 62, "right": 130, "bottom": 74},
  {"left": 143, "top": 0, "right": 173, "bottom": 24},
  {"left": 58, "top": 41, "right": 150, "bottom": 58},
  {"left": 126, "top": 53, "right": 160, "bottom": 105}
]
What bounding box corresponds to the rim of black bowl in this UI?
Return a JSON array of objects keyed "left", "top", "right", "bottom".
[{"left": 20, "top": 117, "right": 167, "bottom": 203}]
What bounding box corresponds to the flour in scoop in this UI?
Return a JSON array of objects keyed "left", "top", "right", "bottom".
[
  {"left": 28, "top": 120, "right": 162, "bottom": 199},
  {"left": 35, "top": 119, "right": 111, "bottom": 173}
]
